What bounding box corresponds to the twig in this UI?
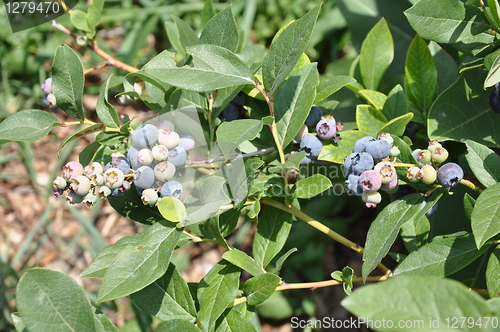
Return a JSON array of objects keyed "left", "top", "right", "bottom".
[{"left": 185, "top": 147, "right": 276, "bottom": 165}]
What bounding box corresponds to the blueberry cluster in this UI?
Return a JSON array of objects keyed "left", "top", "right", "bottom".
[
  {"left": 342, "top": 134, "right": 398, "bottom": 207},
  {"left": 489, "top": 82, "right": 500, "bottom": 113},
  {"left": 297, "top": 107, "right": 344, "bottom": 165},
  {"left": 407, "top": 141, "right": 463, "bottom": 188},
  {"left": 54, "top": 120, "right": 195, "bottom": 207},
  {"left": 53, "top": 159, "right": 131, "bottom": 206},
  {"left": 41, "top": 78, "right": 57, "bottom": 110},
  {"left": 219, "top": 92, "right": 246, "bottom": 122}
]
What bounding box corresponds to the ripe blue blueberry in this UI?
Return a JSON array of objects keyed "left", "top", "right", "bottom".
[
  {"left": 300, "top": 135, "right": 323, "bottom": 159},
  {"left": 160, "top": 181, "right": 183, "bottom": 199},
  {"left": 437, "top": 163, "right": 463, "bottom": 187},
  {"left": 131, "top": 124, "right": 159, "bottom": 149},
  {"left": 490, "top": 84, "right": 500, "bottom": 113},
  {"left": 168, "top": 146, "right": 187, "bottom": 167},
  {"left": 353, "top": 136, "right": 375, "bottom": 153},
  {"left": 316, "top": 119, "right": 337, "bottom": 140},
  {"left": 134, "top": 166, "right": 155, "bottom": 189},
  {"left": 232, "top": 92, "right": 246, "bottom": 106},
  {"left": 343, "top": 152, "right": 374, "bottom": 176},
  {"left": 305, "top": 107, "right": 322, "bottom": 126},
  {"left": 127, "top": 146, "right": 141, "bottom": 170},
  {"left": 220, "top": 103, "right": 239, "bottom": 122},
  {"left": 346, "top": 174, "right": 363, "bottom": 196},
  {"left": 363, "top": 139, "right": 391, "bottom": 160}
]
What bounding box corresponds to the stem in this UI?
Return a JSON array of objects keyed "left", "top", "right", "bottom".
[
  {"left": 276, "top": 275, "right": 388, "bottom": 291},
  {"left": 63, "top": 120, "right": 122, "bottom": 132},
  {"left": 460, "top": 179, "right": 483, "bottom": 193},
  {"left": 208, "top": 94, "right": 215, "bottom": 144},
  {"left": 227, "top": 297, "right": 247, "bottom": 308},
  {"left": 469, "top": 288, "right": 489, "bottom": 297},
  {"left": 261, "top": 197, "right": 392, "bottom": 276},
  {"left": 392, "top": 162, "right": 417, "bottom": 168},
  {"left": 84, "top": 61, "right": 111, "bottom": 75}
]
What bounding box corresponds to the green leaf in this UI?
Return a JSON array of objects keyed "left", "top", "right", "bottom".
[
  {"left": 315, "top": 75, "right": 356, "bottom": 103},
  {"left": 11, "top": 313, "right": 26, "bottom": 332},
  {"left": 156, "top": 319, "right": 202, "bottom": 332},
  {"left": 400, "top": 214, "right": 430, "bottom": 253},
  {"left": 130, "top": 262, "right": 196, "bottom": 321},
  {"left": 362, "top": 193, "right": 424, "bottom": 281},
  {"left": 70, "top": 9, "right": 90, "bottom": 32},
  {"left": 0, "top": 110, "right": 61, "bottom": 145},
  {"left": 358, "top": 90, "right": 387, "bottom": 111},
  {"left": 342, "top": 275, "right": 494, "bottom": 330},
  {"left": 274, "top": 63, "right": 320, "bottom": 148},
  {"left": 222, "top": 249, "right": 264, "bottom": 277},
  {"left": 97, "top": 221, "right": 183, "bottom": 302},
  {"left": 428, "top": 74, "right": 500, "bottom": 147},
  {"left": 378, "top": 112, "right": 413, "bottom": 137},
  {"left": 197, "top": 261, "right": 241, "bottom": 331},
  {"left": 405, "top": 35, "right": 437, "bottom": 112},
  {"left": 405, "top": 0, "right": 495, "bottom": 54},
  {"left": 393, "top": 233, "right": 488, "bottom": 276},
  {"left": 200, "top": 0, "right": 216, "bottom": 30},
  {"left": 253, "top": 205, "right": 293, "bottom": 269},
  {"left": 108, "top": 184, "right": 166, "bottom": 225},
  {"left": 275, "top": 248, "right": 297, "bottom": 272},
  {"left": 216, "top": 119, "right": 263, "bottom": 157},
  {"left": 242, "top": 273, "right": 281, "bottom": 306},
  {"left": 157, "top": 197, "right": 187, "bottom": 223},
  {"left": 485, "top": 54, "right": 500, "bottom": 88},
  {"left": 57, "top": 123, "right": 105, "bottom": 159},
  {"left": 382, "top": 85, "right": 409, "bottom": 120},
  {"left": 262, "top": 4, "right": 321, "bottom": 95},
  {"left": 215, "top": 308, "right": 258, "bottom": 332},
  {"left": 359, "top": 18, "right": 394, "bottom": 90},
  {"left": 487, "top": 246, "right": 500, "bottom": 299},
  {"left": 96, "top": 76, "right": 120, "bottom": 128},
  {"left": 488, "top": 0, "right": 500, "bottom": 31},
  {"left": 294, "top": 174, "right": 332, "bottom": 199},
  {"left": 464, "top": 193, "right": 476, "bottom": 221},
  {"left": 465, "top": 140, "right": 500, "bottom": 188},
  {"left": 17, "top": 268, "right": 97, "bottom": 332},
  {"left": 165, "top": 16, "right": 199, "bottom": 58},
  {"left": 94, "top": 310, "right": 119, "bottom": 332},
  {"left": 199, "top": 6, "right": 239, "bottom": 52},
  {"left": 471, "top": 183, "right": 500, "bottom": 248},
  {"left": 149, "top": 45, "right": 254, "bottom": 92},
  {"left": 319, "top": 130, "right": 368, "bottom": 164},
  {"left": 52, "top": 45, "right": 85, "bottom": 120},
  {"left": 87, "top": 0, "right": 104, "bottom": 35},
  {"left": 356, "top": 105, "right": 387, "bottom": 137}
]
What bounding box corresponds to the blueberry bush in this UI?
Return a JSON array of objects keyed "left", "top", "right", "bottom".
[{"left": 3, "top": 0, "right": 500, "bottom": 331}]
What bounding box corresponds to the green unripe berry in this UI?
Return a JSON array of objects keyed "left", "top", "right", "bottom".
[
  {"left": 141, "top": 188, "right": 159, "bottom": 206},
  {"left": 362, "top": 191, "right": 382, "bottom": 208},
  {"left": 427, "top": 140, "right": 442, "bottom": 153},
  {"left": 418, "top": 165, "right": 437, "bottom": 184},
  {"left": 431, "top": 147, "right": 449, "bottom": 164},
  {"left": 406, "top": 166, "right": 421, "bottom": 182},
  {"left": 417, "top": 149, "right": 432, "bottom": 164}
]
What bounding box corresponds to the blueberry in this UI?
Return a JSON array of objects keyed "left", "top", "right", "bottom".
[
  {"left": 134, "top": 166, "right": 155, "bottom": 189},
  {"left": 168, "top": 146, "right": 187, "bottom": 167},
  {"left": 178, "top": 134, "right": 195, "bottom": 151},
  {"left": 418, "top": 165, "right": 437, "bottom": 184},
  {"left": 406, "top": 166, "right": 421, "bottom": 183},
  {"left": 82, "top": 192, "right": 98, "bottom": 207},
  {"left": 66, "top": 190, "right": 84, "bottom": 204},
  {"left": 141, "top": 188, "right": 159, "bottom": 206},
  {"left": 300, "top": 156, "right": 313, "bottom": 166},
  {"left": 359, "top": 170, "right": 382, "bottom": 193},
  {"left": 84, "top": 162, "right": 104, "bottom": 177},
  {"left": 295, "top": 124, "right": 308, "bottom": 142},
  {"left": 346, "top": 174, "right": 363, "bottom": 196},
  {"left": 98, "top": 186, "right": 112, "bottom": 198},
  {"left": 362, "top": 191, "right": 382, "bottom": 208},
  {"left": 154, "top": 161, "right": 176, "bottom": 182},
  {"left": 437, "top": 162, "right": 463, "bottom": 187},
  {"left": 364, "top": 139, "right": 390, "bottom": 160},
  {"left": 138, "top": 148, "right": 154, "bottom": 166},
  {"left": 380, "top": 175, "right": 398, "bottom": 191},
  {"left": 70, "top": 175, "right": 92, "bottom": 196},
  {"left": 427, "top": 140, "right": 442, "bottom": 153},
  {"left": 431, "top": 147, "right": 449, "bottom": 164},
  {"left": 316, "top": 119, "right": 337, "bottom": 140},
  {"left": 52, "top": 176, "right": 67, "bottom": 190},
  {"left": 490, "top": 88, "right": 500, "bottom": 113},
  {"left": 158, "top": 129, "right": 180, "bottom": 149},
  {"left": 105, "top": 156, "right": 131, "bottom": 174},
  {"left": 62, "top": 161, "right": 84, "bottom": 181},
  {"left": 152, "top": 145, "right": 169, "bottom": 162},
  {"left": 232, "top": 92, "right": 246, "bottom": 106},
  {"left": 220, "top": 103, "right": 239, "bottom": 122},
  {"left": 353, "top": 136, "right": 375, "bottom": 153},
  {"left": 299, "top": 135, "right": 323, "bottom": 159},
  {"left": 343, "top": 152, "right": 374, "bottom": 176},
  {"left": 43, "top": 93, "right": 57, "bottom": 110},
  {"left": 155, "top": 120, "right": 175, "bottom": 131},
  {"left": 305, "top": 107, "right": 322, "bottom": 126},
  {"left": 41, "top": 77, "right": 52, "bottom": 95},
  {"left": 127, "top": 146, "right": 141, "bottom": 170},
  {"left": 373, "top": 162, "right": 396, "bottom": 184},
  {"left": 160, "top": 181, "right": 183, "bottom": 199},
  {"left": 131, "top": 124, "right": 159, "bottom": 149},
  {"left": 104, "top": 168, "right": 125, "bottom": 189}
]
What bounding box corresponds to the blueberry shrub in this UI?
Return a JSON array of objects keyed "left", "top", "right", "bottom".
[{"left": 3, "top": 0, "right": 500, "bottom": 330}]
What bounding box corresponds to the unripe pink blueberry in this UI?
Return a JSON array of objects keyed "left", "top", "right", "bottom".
[
  {"left": 41, "top": 77, "right": 52, "bottom": 95},
  {"left": 431, "top": 147, "right": 449, "bottom": 164},
  {"left": 362, "top": 191, "right": 382, "bottom": 208},
  {"left": 380, "top": 174, "right": 398, "bottom": 191},
  {"left": 158, "top": 129, "right": 180, "bottom": 148},
  {"left": 104, "top": 168, "right": 125, "bottom": 189},
  {"left": 71, "top": 175, "right": 92, "bottom": 196},
  {"left": 373, "top": 161, "right": 396, "bottom": 184},
  {"left": 178, "top": 134, "right": 196, "bottom": 151},
  {"left": 418, "top": 165, "right": 437, "bottom": 184},
  {"left": 141, "top": 188, "right": 159, "bottom": 206},
  {"left": 138, "top": 148, "right": 154, "bottom": 165},
  {"left": 359, "top": 170, "right": 382, "bottom": 193},
  {"left": 152, "top": 145, "right": 169, "bottom": 161},
  {"left": 62, "top": 161, "right": 84, "bottom": 181},
  {"left": 315, "top": 119, "right": 337, "bottom": 140},
  {"left": 154, "top": 161, "right": 176, "bottom": 181},
  {"left": 406, "top": 166, "right": 421, "bottom": 182}
]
